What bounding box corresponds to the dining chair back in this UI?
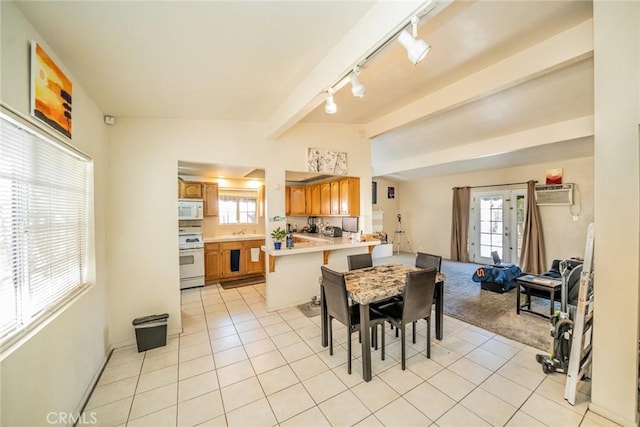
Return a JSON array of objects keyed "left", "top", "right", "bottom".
[
  {"left": 347, "top": 253, "right": 373, "bottom": 270},
  {"left": 415, "top": 252, "right": 442, "bottom": 272},
  {"left": 320, "top": 266, "right": 385, "bottom": 374},
  {"left": 371, "top": 267, "right": 437, "bottom": 369},
  {"left": 321, "top": 266, "right": 351, "bottom": 326},
  {"left": 402, "top": 268, "right": 437, "bottom": 325}
]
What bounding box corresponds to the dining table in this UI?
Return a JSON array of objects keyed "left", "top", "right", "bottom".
[{"left": 319, "top": 263, "right": 446, "bottom": 382}]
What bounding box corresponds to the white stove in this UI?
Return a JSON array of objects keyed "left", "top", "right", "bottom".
[{"left": 179, "top": 226, "right": 204, "bottom": 289}]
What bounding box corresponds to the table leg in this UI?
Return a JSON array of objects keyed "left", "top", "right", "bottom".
[
  {"left": 549, "top": 288, "right": 555, "bottom": 318},
  {"left": 516, "top": 283, "right": 521, "bottom": 314},
  {"left": 360, "top": 303, "right": 372, "bottom": 382},
  {"left": 320, "top": 285, "right": 328, "bottom": 348},
  {"left": 435, "top": 281, "right": 443, "bottom": 340}
]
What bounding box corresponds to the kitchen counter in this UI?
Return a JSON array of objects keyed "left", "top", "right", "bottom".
[
  {"left": 261, "top": 233, "right": 381, "bottom": 311},
  {"left": 204, "top": 234, "right": 265, "bottom": 243},
  {"left": 263, "top": 233, "right": 379, "bottom": 257}
]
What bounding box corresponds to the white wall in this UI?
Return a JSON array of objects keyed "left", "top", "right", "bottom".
[
  {"left": 0, "top": 3, "right": 109, "bottom": 425},
  {"left": 106, "top": 120, "right": 370, "bottom": 346},
  {"left": 590, "top": 2, "right": 640, "bottom": 424},
  {"left": 397, "top": 156, "right": 594, "bottom": 265}
]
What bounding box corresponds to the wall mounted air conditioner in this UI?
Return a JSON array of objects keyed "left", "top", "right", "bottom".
[{"left": 535, "top": 183, "right": 574, "bottom": 206}]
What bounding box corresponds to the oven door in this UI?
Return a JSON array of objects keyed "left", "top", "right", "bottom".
[{"left": 179, "top": 248, "right": 204, "bottom": 281}]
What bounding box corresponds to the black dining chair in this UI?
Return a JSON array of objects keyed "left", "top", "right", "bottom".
[
  {"left": 347, "top": 253, "right": 373, "bottom": 270},
  {"left": 415, "top": 252, "right": 442, "bottom": 272},
  {"left": 372, "top": 268, "right": 437, "bottom": 370},
  {"left": 321, "top": 266, "right": 385, "bottom": 374}
]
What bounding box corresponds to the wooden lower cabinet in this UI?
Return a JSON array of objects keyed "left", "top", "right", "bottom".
[
  {"left": 244, "top": 240, "right": 265, "bottom": 275},
  {"left": 205, "top": 243, "right": 221, "bottom": 284},
  {"left": 206, "top": 240, "right": 265, "bottom": 284},
  {"left": 221, "top": 242, "right": 245, "bottom": 279}
]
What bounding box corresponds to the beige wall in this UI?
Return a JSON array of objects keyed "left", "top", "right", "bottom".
[
  {"left": 397, "top": 156, "right": 594, "bottom": 265},
  {"left": 106, "top": 120, "right": 370, "bottom": 345},
  {"left": 590, "top": 2, "right": 640, "bottom": 424},
  {"left": 0, "top": 3, "right": 109, "bottom": 425}
]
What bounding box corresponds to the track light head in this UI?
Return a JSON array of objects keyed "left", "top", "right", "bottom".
[
  {"left": 349, "top": 69, "right": 366, "bottom": 98},
  {"left": 324, "top": 89, "right": 337, "bottom": 114},
  {"left": 398, "top": 29, "right": 431, "bottom": 65}
]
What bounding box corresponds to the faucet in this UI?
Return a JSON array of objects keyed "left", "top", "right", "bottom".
[{"left": 238, "top": 229, "right": 246, "bottom": 235}]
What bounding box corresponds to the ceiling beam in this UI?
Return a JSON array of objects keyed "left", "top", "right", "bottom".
[
  {"left": 366, "top": 19, "right": 594, "bottom": 139},
  {"left": 373, "top": 115, "right": 594, "bottom": 177},
  {"left": 264, "top": 0, "right": 447, "bottom": 141}
]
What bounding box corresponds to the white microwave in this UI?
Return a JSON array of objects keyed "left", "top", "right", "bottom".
[{"left": 178, "top": 199, "right": 203, "bottom": 220}]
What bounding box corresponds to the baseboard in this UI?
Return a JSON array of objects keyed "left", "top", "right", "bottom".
[
  {"left": 73, "top": 348, "right": 113, "bottom": 422},
  {"left": 588, "top": 403, "right": 638, "bottom": 427}
]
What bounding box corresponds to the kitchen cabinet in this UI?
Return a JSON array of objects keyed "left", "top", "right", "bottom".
[
  {"left": 320, "top": 182, "right": 331, "bottom": 216},
  {"left": 289, "top": 186, "right": 306, "bottom": 216},
  {"left": 179, "top": 181, "right": 203, "bottom": 199},
  {"left": 340, "top": 177, "right": 360, "bottom": 216},
  {"left": 207, "top": 239, "right": 265, "bottom": 283},
  {"left": 203, "top": 183, "right": 219, "bottom": 217},
  {"left": 310, "top": 184, "right": 321, "bottom": 215},
  {"left": 330, "top": 181, "right": 340, "bottom": 215},
  {"left": 205, "top": 243, "right": 221, "bottom": 284},
  {"left": 285, "top": 186, "right": 290, "bottom": 216},
  {"left": 221, "top": 241, "right": 245, "bottom": 279},
  {"left": 243, "top": 239, "right": 265, "bottom": 275}
]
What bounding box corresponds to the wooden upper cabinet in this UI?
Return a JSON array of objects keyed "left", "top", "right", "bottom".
[
  {"left": 320, "top": 182, "right": 331, "bottom": 216},
  {"left": 179, "top": 181, "right": 203, "bottom": 199},
  {"left": 289, "top": 186, "right": 306, "bottom": 216},
  {"left": 203, "top": 183, "right": 219, "bottom": 217},
  {"left": 258, "top": 184, "right": 265, "bottom": 218},
  {"left": 305, "top": 186, "right": 312, "bottom": 215},
  {"left": 330, "top": 181, "right": 340, "bottom": 215},
  {"left": 285, "top": 186, "right": 291, "bottom": 216},
  {"left": 340, "top": 177, "right": 360, "bottom": 216},
  {"left": 310, "top": 184, "right": 321, "bottom": 215}
]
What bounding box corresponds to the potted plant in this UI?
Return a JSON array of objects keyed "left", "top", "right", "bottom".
[{"left": 271, "top": 226, "right": 287, "bottom": 250}]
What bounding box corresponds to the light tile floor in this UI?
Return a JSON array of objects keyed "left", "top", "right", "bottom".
[{"left": 85, "top": 283, "right": 618, "bottom": 427}]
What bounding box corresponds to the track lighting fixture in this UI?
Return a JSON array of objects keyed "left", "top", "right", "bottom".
[
  {"left": 349, "top": 67, "right": 366, "bottom": 98},
  {"left": 398, "top": 16, "right": 431, "bottom": 65},
  {"left": 324, "top": 88, "right": 337, "bottom": 114}
]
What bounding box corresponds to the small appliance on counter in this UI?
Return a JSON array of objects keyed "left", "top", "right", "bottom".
[
  {"left": 323, "top": 226, "right": 342, "bottom": 237},
  {"left": 307, "top": 216, "right": 319, "bottom": 233}
]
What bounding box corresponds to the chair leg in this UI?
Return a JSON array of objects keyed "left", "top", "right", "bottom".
[
  {"left": 426, "top": 317, "right": 431, "bottom": 359},
  {"left": 372, "top": 325, "right": 378, "bottom": 350},
  {"left": 412, "top": 321, "right": 416, "bottom": 344},
  {"left": 328, "top": 317, "right": 333, "bottom": 356},
  {"left": 381, "top": 323, "right": 385, "bottom": 361},
  {"left": 401, "top": 323, "right": 406, "bottom": 370},
  {"left": 347, "top": 327, "right": 352, "bottom": 375}
]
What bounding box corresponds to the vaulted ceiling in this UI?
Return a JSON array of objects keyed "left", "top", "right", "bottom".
[{"left": 15, "top": 0, "right": 594, "bottom": 180}]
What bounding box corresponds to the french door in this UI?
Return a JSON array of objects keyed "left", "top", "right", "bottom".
[{"left": 469, "top": 189, "right": 527, "bottom": 265}]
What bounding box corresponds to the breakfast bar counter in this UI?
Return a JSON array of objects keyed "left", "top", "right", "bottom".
[{"left": 262, "top": 234, "right": 380, "bottom": 311}]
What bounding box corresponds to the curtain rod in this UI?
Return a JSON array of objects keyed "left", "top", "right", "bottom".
[{"left": 452, "top": 180, "right": 537, "bottom": 190}]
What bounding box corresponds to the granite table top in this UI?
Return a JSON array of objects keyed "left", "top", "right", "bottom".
[{"left": 343, "top": 263, "right": 446, "bottom": 306}]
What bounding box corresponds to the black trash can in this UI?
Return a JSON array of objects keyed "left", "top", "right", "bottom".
[{"left": 132, "top": 313, "right": 169, "bottom": 352}]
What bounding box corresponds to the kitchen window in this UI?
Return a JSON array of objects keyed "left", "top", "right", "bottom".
[
  {"left": 218, "top": 188, "right": 258, "bottom": 225},
  {"left": 0, "top": 109, "right": 90, "bottom": 350}
]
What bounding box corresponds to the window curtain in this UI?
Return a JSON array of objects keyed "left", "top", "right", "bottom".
[
  {"left": 520, "top": 180, "right": 546, "bottom": 273},
  {"left": 450, "top": 187, "right": 470, "bottom": 262}
]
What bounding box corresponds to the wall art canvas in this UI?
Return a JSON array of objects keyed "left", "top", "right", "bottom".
[
  {"left": 545, "top": 168, "right": 563, "bottom": 185},
  {"left": 307, "top": 148, "right": 348, "bottom": 174},
  {"left": 30, "top": 41, "right": 72, "bottom": 139}
]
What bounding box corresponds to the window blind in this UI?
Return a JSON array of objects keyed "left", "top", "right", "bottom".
[{"left": 0, "top": 111, "right": 90, "bottom": 347}]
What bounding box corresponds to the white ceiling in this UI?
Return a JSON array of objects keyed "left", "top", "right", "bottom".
[{"left": 15, "top": 0, "right": 595, "bottom": 180}]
